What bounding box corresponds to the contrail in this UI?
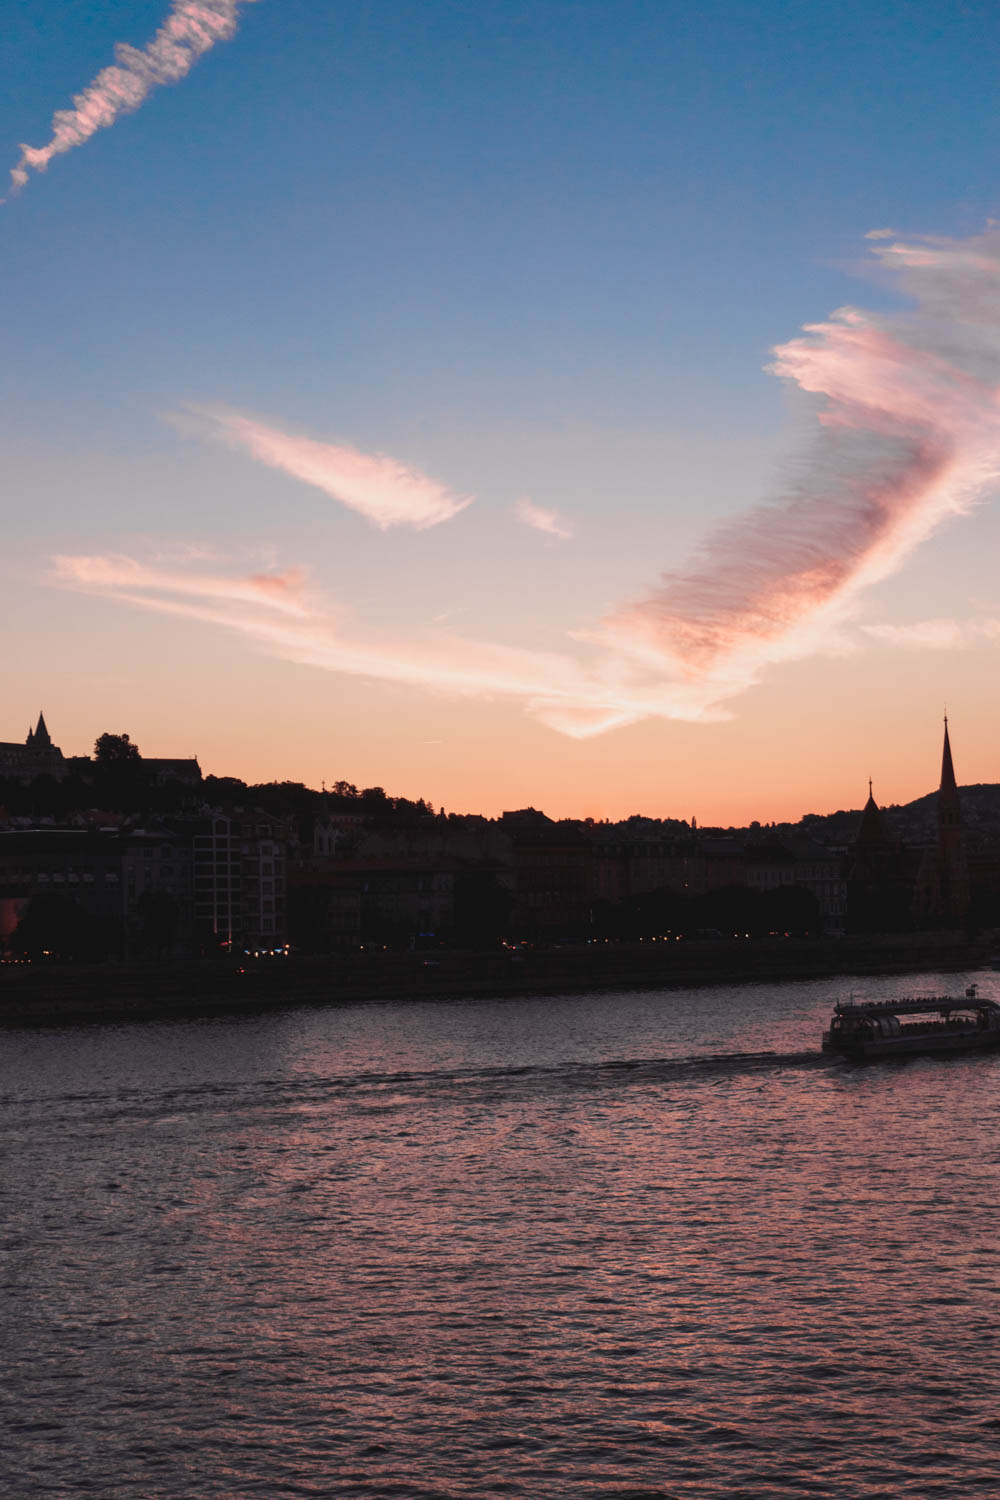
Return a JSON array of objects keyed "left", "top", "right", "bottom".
[{"left": 7, "top": 1, "right": 258, "bottom": 197}]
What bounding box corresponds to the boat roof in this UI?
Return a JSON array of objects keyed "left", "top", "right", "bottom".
[{"left": 834, "top": 991, "right": 1000, "bottom": 1017}]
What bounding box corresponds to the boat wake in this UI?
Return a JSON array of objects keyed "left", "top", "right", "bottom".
[{"left": 6, "top": 1047, "right": 835, "bottom": 1129}]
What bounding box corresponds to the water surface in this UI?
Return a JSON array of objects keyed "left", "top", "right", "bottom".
[{"left": 3, "top": 971, "right": 999, "bottom": 1497}]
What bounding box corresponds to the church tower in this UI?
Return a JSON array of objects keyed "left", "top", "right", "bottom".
[
  {"left": 856, "top": 780, "right": 887, "bottom": 846},
  {"left": 915, "top": 717, "right": 970, "bottom": 926},
  {"left": 0, "top": 712, "right": 66, "bottom": 780},
  {"left": 938, "top": 716, "right": 961, "bottom": 842},
  {"left": 847, "top": 780, "right": 909, "bottom": 931},
  {"left": 936, "top": 716, "right": 969, "bottom": 922}
]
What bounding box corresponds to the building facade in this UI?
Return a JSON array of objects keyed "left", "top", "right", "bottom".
[{"left": 189, "top": 812, "right": 290, "bottom": 952}]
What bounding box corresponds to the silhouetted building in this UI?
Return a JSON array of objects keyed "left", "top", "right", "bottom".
[
  {"left": 0, "top": 826, "right": 192, "bottom": 957},
  {"left": 745, "top": 835, "right": 846, "bottom": 935},
  {"left": 143, "top": 758, "right": 202, "bottom": 786},
  {"left": 846, "top": 782, "right": 912, "bottom": 932},
  {"left": 189, "top": 812, "right": 290, "bottom": 952},
  {"left": 914, "top": 718, "right": 970, "bottom": 926},
  {"left": 290, "top": 816, "right": 516, "bottom": 950},
  {"left": 510, "top": 824, "right": 593, "bottom": 939},
  {"left": 0, "top": 713, "right": 71, "bottom": 781},
  {"left": 1, "top": 713, "right": 200, "bottom": 786}
]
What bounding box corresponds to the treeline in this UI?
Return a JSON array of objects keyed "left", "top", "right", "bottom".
[{"left": 0, "top": 729, "right": 437, "bottom": 826}]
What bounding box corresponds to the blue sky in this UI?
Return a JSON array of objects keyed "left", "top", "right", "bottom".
[
  {"left": 4, "top": 1, "right": 1000, "bottom": 818},
  {"left": 6, "top": 0, "right": 998, "bottom": 445}
]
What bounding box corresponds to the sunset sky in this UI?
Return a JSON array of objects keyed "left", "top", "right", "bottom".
[{"left": 5, "top": 0, "right": 1000, "bottom": 824}]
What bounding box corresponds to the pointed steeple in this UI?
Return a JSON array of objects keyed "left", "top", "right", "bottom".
[
  {"left": 857, "top": 781, "right": 887, "bottom": 844},
  {"left": 938, "top": 715, "right": 961, "bottom": 831},
  {"left": 33, "top": 711, "right": 51, "bottom": 749}
]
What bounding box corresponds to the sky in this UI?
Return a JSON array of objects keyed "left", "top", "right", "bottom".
[{"left": 4, "top": 0, "right": 1000, "bottom": 824}]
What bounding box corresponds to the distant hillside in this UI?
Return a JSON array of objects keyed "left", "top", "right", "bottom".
[{"left": 799, "top": 783, "right": 1000, "bottom": 847}]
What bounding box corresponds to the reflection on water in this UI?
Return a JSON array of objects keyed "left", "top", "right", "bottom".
[{"left": 3, "top": 971, "right": 1000, "bottom": 1497}]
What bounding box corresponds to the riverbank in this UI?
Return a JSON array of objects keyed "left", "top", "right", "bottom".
[{"left": 1, "top": 931, "right": 995, "bottom": 1028}]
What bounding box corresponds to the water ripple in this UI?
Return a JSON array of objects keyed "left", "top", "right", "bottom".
[{"left": 3, "top": 976, "right": 999, "bottom": 1497}]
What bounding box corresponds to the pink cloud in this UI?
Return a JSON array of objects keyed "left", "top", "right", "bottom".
[
  {"left": 7, "top": 1, "right": 256, "bottom": 197},
  {"left": 53, "top": 554, "right": 310, "bottom": 617},
  {"left": 863, "top": 617, "right": 1000, "bottom": 650},
  {"left": 50, "top": 550, "right": 733, "bottom": 736},
  {"left": 602, "top": 232, "right": 1000, "bottom": 683},
  {"left": 179, "top": 405, "right": 473, "bottom": 531},
  {"left": 513, "top": 496, "right": 574, "bottom": 540},
  {"left": 48, "top": 230, "right": 1000, "bottom": 735}
]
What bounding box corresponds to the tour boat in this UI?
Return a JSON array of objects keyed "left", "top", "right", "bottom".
[{"left": 822, "top": 985, "right": 1000, "bottom": 1060}]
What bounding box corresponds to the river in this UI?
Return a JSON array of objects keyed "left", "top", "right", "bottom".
[{"left": 3, "top": 970, "right": 999, "bottom": 1497}]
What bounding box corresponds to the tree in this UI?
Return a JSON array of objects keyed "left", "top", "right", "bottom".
[
  {"left": 94, "top": 732, "right": 141, "bottom": 764},
  {"left": 760, "top": 884, "right": 820, "bottom": 936},
  {"left": 136, "top": 891, "right": 180, "bottom": 959},
  {"left": 11, "top": 894, "right": 122, "bottom": 961},
  {"left": 93, "top": 733, "right": 147, "bottom": 811},
  {"left": 693, "top": 884, "right": 765, "bottom": 938},
  {"left": 623, "top": 886, "right": 690, "bottom": 940}
]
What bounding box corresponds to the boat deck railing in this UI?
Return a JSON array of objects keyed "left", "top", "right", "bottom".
[{"left": 833, "top": 987, "right": 998, "bottom": 1017}]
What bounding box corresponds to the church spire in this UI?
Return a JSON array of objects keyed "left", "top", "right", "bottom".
[
  {"left": 938, "top": 715, "right": 960, "bottom": 830},
  {"left": 941, "top": 715, "right": 956, "bottom": 791},
  {"left": 33, "top": 711, "right": 51, "bottom": 748},
  {"left": 857, "top": 781, "right": 887, "bottom": 844}
]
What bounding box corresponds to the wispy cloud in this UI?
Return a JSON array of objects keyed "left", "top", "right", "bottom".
[
  {"left": 513, "top": 496, "right": 574, "bottom": 540},
  {"left": 863, "top": 617, "right": 1000, "bottom": 650},
  {"left": 176, "top": 405, "right": 473, "bottom": 531},
  {"left": 53, "top": 554, "right": 310, "bottom": 617},
  {"left": 600, "top": 230, "right": 1000, "bottom": 696},
  {"left": 50, "top": 551, "right": 733, "bottom": 737},
  {"left": 6, "top": 1, "right": 257, "bottom": 197},
  {"left": 49, "top": 229, "right": 1000, "bottom": 734}
]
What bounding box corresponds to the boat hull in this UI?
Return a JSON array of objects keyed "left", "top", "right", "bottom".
[{"left": 823, "top": 1030, "right": 1000, "bottom": 1061}]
